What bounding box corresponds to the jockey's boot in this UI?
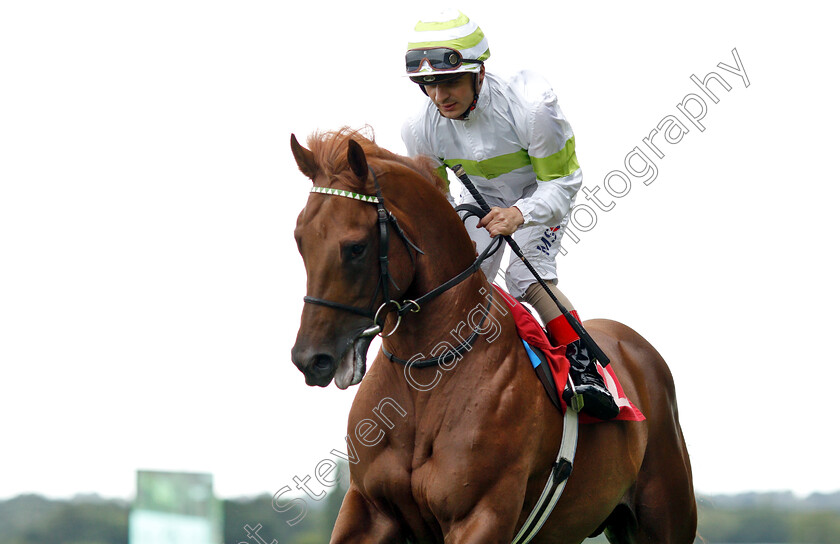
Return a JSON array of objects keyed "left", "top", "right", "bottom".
[
  {"left": 562, "top": 339, "right": 619, "bottom": 420},
  {"left": 545, "top": 313, "right": 619, "bottom": 420}
]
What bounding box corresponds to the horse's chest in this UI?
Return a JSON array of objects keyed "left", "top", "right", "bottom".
[
  {"left": 359, "top": 426, "right": 497, "bottom": 532},
  {"left": 410, "top": 456, "right": 477, "bottom": 520},
  {"left": 355, "top": 371, "right": 534, "bottom": 530},
  {"left": 408, "top": 423, "right": 511, "bottom": 522}
]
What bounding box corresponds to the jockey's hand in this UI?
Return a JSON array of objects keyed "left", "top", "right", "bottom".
[{"left": 477, "top": 206, "right": 525, "bottom": 237}]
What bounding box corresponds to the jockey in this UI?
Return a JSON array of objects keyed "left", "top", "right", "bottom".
[{"left": 401, "top": 9, "right": 618, "bottom": 420}]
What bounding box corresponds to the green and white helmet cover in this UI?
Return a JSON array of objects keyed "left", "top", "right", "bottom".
[{"left": 406, "top": 9, "right": 490, "bottom": 81}]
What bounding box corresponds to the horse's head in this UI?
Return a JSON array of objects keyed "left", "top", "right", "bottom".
[{"left": 290, "top": 129, "right": 434, "bottom": 389}]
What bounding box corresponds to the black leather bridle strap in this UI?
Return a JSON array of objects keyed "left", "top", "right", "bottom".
[
  {"left": 302, "top": 296, "right": 375, "bottom": 318},
  {"left": 397, "top": 220, "right": 503, "bottom": 317},
  {"left": 303, "top": 168, "right": 423, "bottom": 321},
  {"left": 374, "top": 173, "right": 392, "bottom": 304},
  {"left": 382, "top": 292, "right": 494, "bottom": 367},
  {"left": 301, "top": 172, "right": 504, "bottom": 353}
]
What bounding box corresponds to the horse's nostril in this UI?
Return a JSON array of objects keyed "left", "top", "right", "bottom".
[{"left": 313, "top": 354, "right": 333, "bottom": 372}]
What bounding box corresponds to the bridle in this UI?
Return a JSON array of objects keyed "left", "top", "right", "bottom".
[
  {"left": 302, "top": 168, "right": 502, "bottom": 342},
  {"left": 302, "top": 169, "right": 423, "bottom": 337},
  {"left": 302, "top": 169, "right": 580, "bottom": 544}
]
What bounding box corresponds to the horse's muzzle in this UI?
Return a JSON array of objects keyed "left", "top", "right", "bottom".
[
  {"left": 291, "top": 329, "right": 374, "bottom": 389},
  {"left": 292, "top": 347, "right": 336, "bottom": 387}
]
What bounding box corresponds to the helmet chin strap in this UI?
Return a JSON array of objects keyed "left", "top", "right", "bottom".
[
  {"left": 454, "top": 72, "right": 480, "bottom": 120},
  {"left": 457, "top": 74, "right": 481, "bottom": 120}
]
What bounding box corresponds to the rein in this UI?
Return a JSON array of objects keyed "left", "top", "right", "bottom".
[
  {"left": 303, "top": 168, "right": 502, "bottom": 341},
  {"left": 381, "top": 294, "right": 494, "bottom": 368},
  {"left": 303, "top": 167, "right": 579, "bottom": 544}
]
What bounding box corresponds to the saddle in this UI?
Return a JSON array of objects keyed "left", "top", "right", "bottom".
[
  {"left": 522, "top": 339, "right": 564, "bottom": 412},
  {"left": 493, "top": 285, "right": 645, "bottom": 423}
]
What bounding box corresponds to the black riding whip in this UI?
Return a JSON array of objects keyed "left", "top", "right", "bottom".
[{"left": 450, "top": 164, "right": 610, "bottom": 366}]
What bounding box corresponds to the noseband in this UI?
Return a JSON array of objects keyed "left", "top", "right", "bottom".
[{"left": 302, "top": 168, "right": 502, "bottom": 338}]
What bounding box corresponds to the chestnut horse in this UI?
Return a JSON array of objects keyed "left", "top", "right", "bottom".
[{"left": 291, "top": 129, "right": 696, "bottom": 544}]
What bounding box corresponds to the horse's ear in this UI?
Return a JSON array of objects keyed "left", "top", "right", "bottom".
[
  {"left": 291, "top": 134, "right": 317, "bottom": 180},
  {"left": 347, "top": 139, "right": 368, "bottom": 180}
]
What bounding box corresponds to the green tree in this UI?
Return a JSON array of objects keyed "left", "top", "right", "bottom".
[
  {"left": 791, "top": 511, "right": 840, "bottom": 544},
  {"left": 15, "top": 501, "right": 128, "bottom": 544}
]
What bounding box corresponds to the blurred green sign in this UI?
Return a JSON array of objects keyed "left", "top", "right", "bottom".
[{"left": 129, "top": 470, "right": 222, "bottom": 544}]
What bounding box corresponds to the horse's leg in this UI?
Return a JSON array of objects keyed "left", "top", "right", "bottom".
[
  {"left": 329, "top": 485, "right": 403, "bottom": 544},
  {"left": 623, "top": 425, "right": 697, "bottom": 543},
  {"left": 601, "top": 330, "right": 698, "bottom": 544},
  {"left": 443, "top": 500, "right": 524, "bottom": 544},
  {"left": 605, "top": 451, "right": 696, "bottom": 543},
  {"left": 441, "top": 471, "right": 589, "bottom": 544}
]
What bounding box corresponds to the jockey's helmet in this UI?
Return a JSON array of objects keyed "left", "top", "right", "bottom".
[{"left": 405, "top": 9, "right": 490, "bottom": 86}]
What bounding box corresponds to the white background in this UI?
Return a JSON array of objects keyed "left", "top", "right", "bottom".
[{"left": 2, "top": 1, "right": 838, "bottom": 501}]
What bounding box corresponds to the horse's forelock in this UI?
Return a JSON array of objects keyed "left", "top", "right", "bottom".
[{"left": 305, "top": 127, "right": 448, "bottom": 196}]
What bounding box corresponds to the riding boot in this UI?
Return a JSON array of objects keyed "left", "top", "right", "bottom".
[
  {"left": 545, "top": 313, "right": 619, "bottom": 420},
  {"left": 562, "top": 339, "right": 619, "bottom": 419}
]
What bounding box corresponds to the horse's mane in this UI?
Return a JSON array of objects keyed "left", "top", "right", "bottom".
[{"left": 305, "top": 126, "right": 448, "bottom": 195}]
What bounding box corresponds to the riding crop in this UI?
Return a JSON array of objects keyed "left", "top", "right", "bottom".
[{"left": 450, "top": 164, "right": 610, "bottom": 366}]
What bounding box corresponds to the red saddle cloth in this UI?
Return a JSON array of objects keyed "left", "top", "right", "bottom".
[{"left": 493, "top": 285, "right": 645, "bottom": 423}]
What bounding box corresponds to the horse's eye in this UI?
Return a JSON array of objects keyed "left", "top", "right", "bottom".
[{"left": 347, "top": 243, "right": 367, "bottom": 259}]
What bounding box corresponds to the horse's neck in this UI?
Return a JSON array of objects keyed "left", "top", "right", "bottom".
[
  {"left": 377, "top": 273, "right": 524, "bottom": 416},
  {"left": 381, "top": 243, "right": 510, "bottom": 380},
  {"left": 378, "top": 179, "right": 509, "bottom": 362}
]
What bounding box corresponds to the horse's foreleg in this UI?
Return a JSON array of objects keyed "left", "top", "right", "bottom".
[
  {"left": 443, "top": 488, "right": 529, "bottom": 544},
  {"left": 330, "top": 485, "right": 402, "bottom": 544},
  {"left": 445, "top": 508, "right": 520, "bottom": 544}
]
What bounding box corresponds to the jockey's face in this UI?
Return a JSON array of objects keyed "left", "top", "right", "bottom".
[{"left": 424, "top": 68, "right": 484, "bottom": 119}]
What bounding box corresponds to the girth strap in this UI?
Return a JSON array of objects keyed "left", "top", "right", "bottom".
[{"left": 512, "top": 407, "right": 579, "bottom": 544}]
